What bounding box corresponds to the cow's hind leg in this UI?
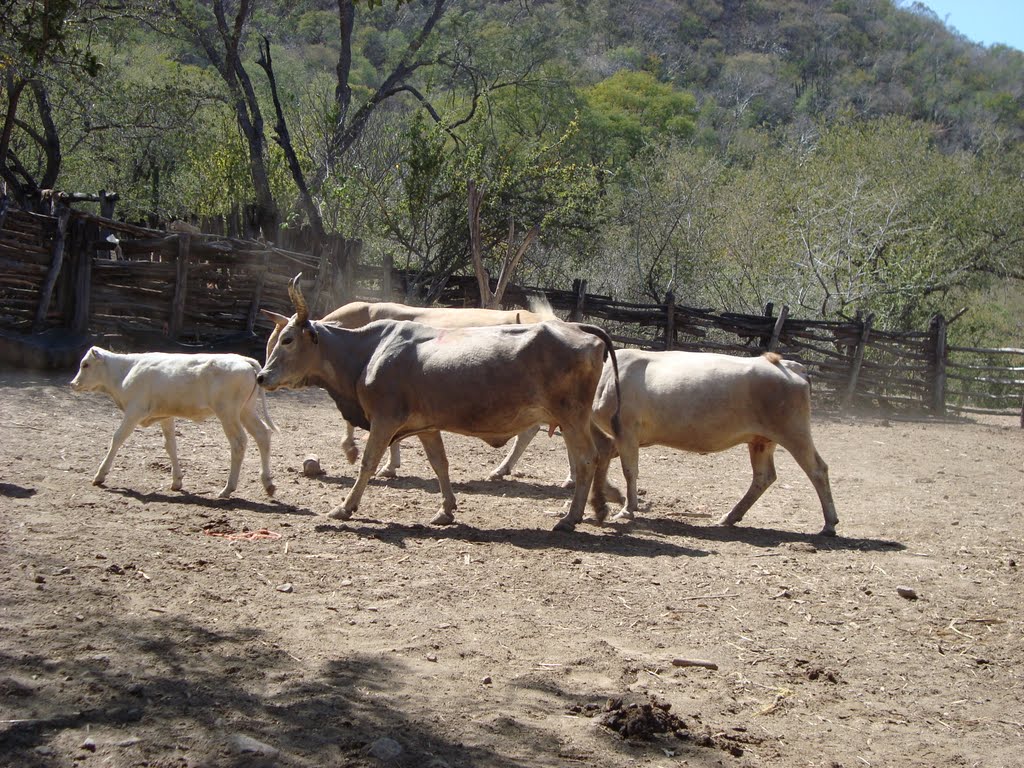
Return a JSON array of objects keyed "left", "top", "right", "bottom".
[
  {"left": 780, "top": 435, "right": 838, "bottom": 536},
  {"left": 93, "top": 412, "right": 142, "bottom": 487},
  {"left": 611, "top": 439, "right": 642, "bottom": 522},
  {"left": 488, "top": 425, "right": 540, "bottom": 481},
  {"left": 716, "top": 439, "right": 777, "bottom": 529},
  {"left": 241, "top": 407, "right": 275, "bottom": 496},
  {"left": 217, "top": 415, "right": 248, "bottom": 499},
  {"left": 588, "top": 427, "right": 620, "bottom": 524},
  {"left": 159, "top": 418, "right": 184, "bottom": 491},
  {"left": 418, "top": 431, "right": 458, "bottom": 525},
  {"left": 376, "top": 442, "right": 402, "bottom": 479},
  {"left": 554, "top": 424, "right": 597, "bottom": 532},
  {"left": 341, "top": 420, "right": 359, "bottom": 464},
  {"left": 329, "top": 424, "right": 396, "bottom": 520}
]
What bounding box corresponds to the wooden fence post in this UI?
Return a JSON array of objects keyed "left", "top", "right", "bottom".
[
  {"left": 246, "top": 249, "right": 270, "bottom": 337},
  {"left": 843, "top": 312, "right": 874, "bottom": 410},
  {"left": 71, "top": 220, "right": 92, "bottom": 334},
  {"left": 33, "top": 204, "right": 72, "bottom": 331},
  {"left": 760, "top": 302, "right": 774, "bottom": 349},
  {"left": 928, "top": 313, "right": 948, "bottom": 416},
  {"left": 311, "top": 237, "right": 329, "bottom": 316},
  {"left": 381, "top": 252, "right": 393, "bottom": 300},
  {"left": 569, "top": 278, "right": 587, "bottom": 322},
  {"left": 768, "top": 305, "right": 790, "bottom": 353},
  {"left": 169, "top": 234, "right": 191, "bottom": 339},
  {"left": 665, "top": 290, "right": 675, "bottom": 350}
]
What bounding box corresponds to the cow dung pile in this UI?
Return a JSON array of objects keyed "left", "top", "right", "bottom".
[
  {"left": 595, "top": 695, "right": 691, "bottom": 741},
  {"left": 569, "top": 694, "right": 745, "bottom": 757}
]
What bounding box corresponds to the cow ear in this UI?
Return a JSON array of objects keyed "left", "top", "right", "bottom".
[{"left": 260, "top": 309, "right": 290, "bottom": 328}]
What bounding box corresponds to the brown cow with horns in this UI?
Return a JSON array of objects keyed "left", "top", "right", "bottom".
[{"left": 257, "top": 275, "right": 620, "bottom": 531}]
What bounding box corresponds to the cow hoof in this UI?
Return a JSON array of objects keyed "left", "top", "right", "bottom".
[
  {"left": 376, "top": 468, "right": 398, "bottom": 479},
  {"left": 264, "top": 483, "right": 276, "bottom": 497},
  {"left": 560, "top": 476, "right": 576, "bottom": 489},
  {"left": 715, "top": 514, "right": 738, "bottom": 528},
  {"left": 430, "top": 509, "right": 455, "bottom": 525},
  {"left": 486, "top": 469, "right": 507, "bottom": 481},
  {"left": 611, "top": 509, "right": 635, "bottom": 522},
  {"left": 170, "top": 480, "right": 183, "bottom": 492},
  {"left": 552, "top": 518, "right": 577, "bottom": 532},
  {"left": 218, "top": 489, "right": 233, "bottom": 500},
  {"left": 344, "top": 446, "right": 359, "bottom": 464},
  {"left": 92, "top": 477, "right": 105, "bottom": 487},
  {"left": 818, "top": 525, "right": 837, "bottom": 537},
  {"left": 327, "top": 506, "right": 353, "bottom": 520}
]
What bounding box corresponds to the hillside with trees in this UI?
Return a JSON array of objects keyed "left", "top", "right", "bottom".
[{"left": 2, "top": 0, "right": 1022, "bottom": 343}]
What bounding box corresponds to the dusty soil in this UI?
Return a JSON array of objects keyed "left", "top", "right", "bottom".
[{"left": 1, "top": 368, "right": 1022, "bottom": 768}]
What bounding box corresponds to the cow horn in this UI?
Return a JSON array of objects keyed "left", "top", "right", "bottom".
[{"left": 288, "top": 273, "right": 309, "bottom": 324}]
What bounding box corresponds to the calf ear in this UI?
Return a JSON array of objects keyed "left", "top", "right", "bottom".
[{"left": 260, "top": 309, "right": 290, "bottom": 328}]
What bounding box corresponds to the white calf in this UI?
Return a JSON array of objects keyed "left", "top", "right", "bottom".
[{"left": 71, "top": 347, "right": 276, "bottom": 498}]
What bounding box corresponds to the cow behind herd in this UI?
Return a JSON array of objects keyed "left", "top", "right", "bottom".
[{"left": 72, "top": 274, "right": 839, "bottom": 537}]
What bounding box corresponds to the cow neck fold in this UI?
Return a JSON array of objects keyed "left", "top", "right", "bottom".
[{"left": 306, "top": 321, "right": 380, "bottom": 431}]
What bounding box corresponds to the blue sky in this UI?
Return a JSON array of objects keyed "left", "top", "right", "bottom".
[{"left": 917, "top": 0, "right": 1024, "bottom": 51}]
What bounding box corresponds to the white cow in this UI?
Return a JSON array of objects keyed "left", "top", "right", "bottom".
[
  {"left": 587, "top": 349, "right": 839, "bottom": 536},
  {"left": 70, "top": 347, "right": 276, "bottom": 499}
]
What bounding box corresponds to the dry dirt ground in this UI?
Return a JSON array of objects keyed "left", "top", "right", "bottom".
[{"left": 1, "top": 368, "right": 1023, "bottom": 768}]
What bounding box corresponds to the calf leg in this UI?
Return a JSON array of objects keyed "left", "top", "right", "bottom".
[
  {"left": 716, "top": 440, "right": 777, "bottom": 529},
  {"left": 159, "top": 418, "right": 184, "bottom": 491},
  {"left": 781, "top": 437, "right": 838, "bottom": 536},
  {"left": 553, "top": 424, "right": 597, "bottom": 532},
  {"left": 93, "top": 412, "right": 142, "bottom": 486},
  {"left": 329, "top": 424, "right": 395, "bottom": 520},
  {"left": 217, "top": 416, "right": 248, "bottom": 499},
  {"left": 488, "top": 425, "right": 541, "bottom": 480},
  {"left": 417, "top": 431, "right": 458, "bottom": 525},
  {"left": 241, "top": 407, "right": 275, "bottom": 496}
]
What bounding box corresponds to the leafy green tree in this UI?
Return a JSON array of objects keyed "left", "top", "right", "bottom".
[{"left": 580, "top": 70, "right": 697, "bottom": 165}]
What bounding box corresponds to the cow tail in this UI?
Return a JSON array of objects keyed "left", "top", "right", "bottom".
[{"left": 576, "top": 323, "right": 622, "bottom": 440}]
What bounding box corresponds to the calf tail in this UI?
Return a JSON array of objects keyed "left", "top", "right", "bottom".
[
  {"left": 246, "top": 358, "right": 279, "bottom": 432},
  {"left": 258, "top": 387, "right": 278, "bottom": 432},
  {"left": 575, "top": 323, "right": 622, "bottom": 440}
]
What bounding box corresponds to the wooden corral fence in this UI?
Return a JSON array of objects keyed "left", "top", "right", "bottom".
[
  {"left": 0, "top": 199, "right": 386, "bottom": 358},
  {"left": 0, "top": 196, "right": 1021, "bottom": 421},
  {"left": 430, "top": 276, "right": 1024, "bottom": 421}
]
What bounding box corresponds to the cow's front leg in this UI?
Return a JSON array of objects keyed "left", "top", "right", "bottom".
[
  {"left": 487, "top": 425, "right": 540, "bottom": 480},
  {"left": 328, "top": 425, "right": 394, "bottom": 519},
  {"left": 159, "top": 418, "right": 184, "bottom": 491},
  {"left": 375, "top": 442, "right": 402, "bottom": 479},
  {"left": 93, "top": 412, "right": 141, "bottom": 486},
  {"left": 418, "top": 432, "right": 457, "bottom": 525}
]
